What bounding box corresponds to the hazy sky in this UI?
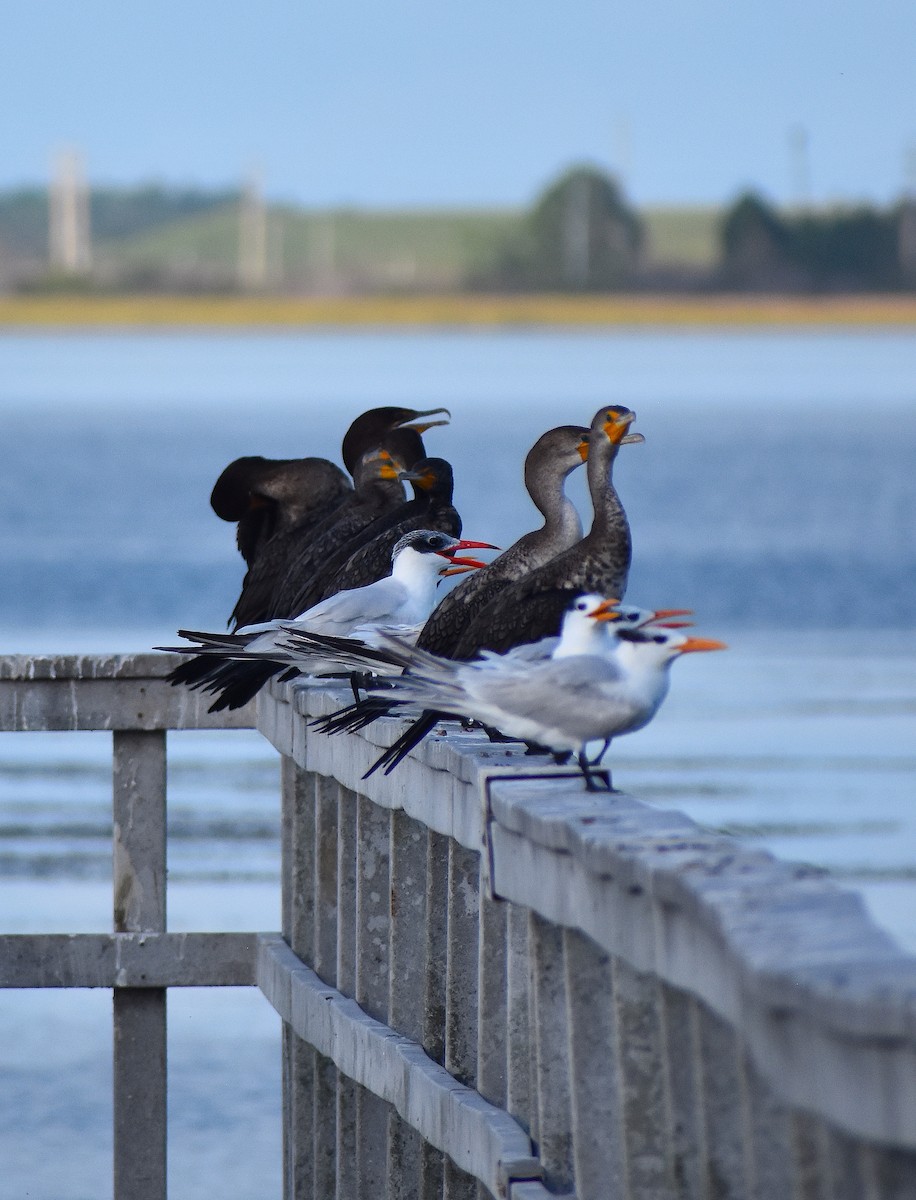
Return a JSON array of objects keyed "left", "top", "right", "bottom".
[{"left": 2, "top": 0, "right": 914, "bottom": 208}]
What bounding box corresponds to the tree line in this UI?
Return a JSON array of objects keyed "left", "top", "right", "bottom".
[
  {"left": 1, "top": 169, "right": 914, "bottom": 293},
  {"left": 475, "top": 168, "right": 916, "bottom": 293}
]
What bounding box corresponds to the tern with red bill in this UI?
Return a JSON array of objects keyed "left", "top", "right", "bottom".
[{"left": 160, "top": 530, "right": 498, "bottom": 710}]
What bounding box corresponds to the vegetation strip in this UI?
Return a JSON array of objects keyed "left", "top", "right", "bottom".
[{"left": 4, "top": 294, "right": 916, "bottom": 328}]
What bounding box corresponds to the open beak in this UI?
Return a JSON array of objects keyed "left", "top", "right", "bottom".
[
  {"left": 441, "top": 561, "right": 483, "bottom": 576},
  {"left": 677, "top": 637, "right": 728, "bottom": 654},
  {"left": 398, "top": 467, "right": 436, "bottom": 489},
  {"left": 398, "top": 407, "right": 451, "bottom": 434},
  {"left": 436, "top": 538, "right": 500, "bottom": 574},
  {"left": 603, "top": 410, "right": 639, "bottom": 445},
  {"left": 589, "top": 597, "right": 622, "bottom": 621}
]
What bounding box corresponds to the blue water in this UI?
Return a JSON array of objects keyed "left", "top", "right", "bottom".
[{"left": 1, "top": 329, "right": 915, "bottom": 1199}]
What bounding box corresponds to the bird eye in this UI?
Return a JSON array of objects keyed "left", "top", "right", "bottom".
[
  {"left": 429, "top": 536, "right": 444, "bottom": 549},
  {"left": 625, "top": 611, "right": 638, "bottom": 621},
  {"left": 653, "top": 635, "right": 666, "bottom": 644}
]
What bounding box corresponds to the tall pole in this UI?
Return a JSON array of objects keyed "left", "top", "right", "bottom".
[
  {"left": 49, "top": 147, "right": 91, "bottom": 273},
  {"left": 238, "top": 170, "right": 268, "bottom": 290},
  {"left": 787, "top": 124, "right": 811, "bottom": 211}
]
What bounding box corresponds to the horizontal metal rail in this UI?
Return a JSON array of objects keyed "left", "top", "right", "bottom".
[
  {"left": 258, "top": 933, "right": 542, "bottom": 1198},
  {"left": 0, "top": 932, "right": 258, "bottom": 988},
  {"left": 0, "top": 652, "right": 255, "bottom": 732}
]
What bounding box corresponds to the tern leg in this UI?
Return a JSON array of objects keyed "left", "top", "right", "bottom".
[
  {"left": 577, "top": 751, "right": 613, "bottom": 792},
  {"left": 483, "top": 725, "right": 514, "bottom": 744},
  {"left": 588, "top": 739, "right": 611, "bottom": 767},
  {"left": 349, "top": 671, "right": 374, "bottom": 703}
]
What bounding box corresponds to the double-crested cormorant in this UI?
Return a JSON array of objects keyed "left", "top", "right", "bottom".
[
  {"left": 210, "top": 456, "right": 351, "bottom": 569},
  {"left": 311, "top": 456, "right": 462, "bottom": 603},
  {"left": 267, "top": 427, "right": 428, "bottom": 619},
  {"left": 452, "top": 405, "right": 643, "bottom": 659},
  {"left": 414, "top": 424, "right": 590, "bottom": 658},
  {"left": 213, "top": 405, "right": 450, "bottom": 628}
]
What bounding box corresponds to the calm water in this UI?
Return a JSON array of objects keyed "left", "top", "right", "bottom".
[{"left": 1, "top": 329, "right": 915, "bottom": 1199}]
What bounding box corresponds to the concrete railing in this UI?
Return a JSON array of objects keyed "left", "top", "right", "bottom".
[
  {"left": 4, "top": 653, "right": 916, "bottom": 1199},
  {"left": 259, "top": 675, "right": 916, "bottom": 1200}
]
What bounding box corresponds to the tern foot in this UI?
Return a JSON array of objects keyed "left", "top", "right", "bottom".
[
  {"left": 578, "top": 751, "right": 613, "bottom": 792},
  {"left": 349, "top": 671, "right": 375, "bottom": 703}
]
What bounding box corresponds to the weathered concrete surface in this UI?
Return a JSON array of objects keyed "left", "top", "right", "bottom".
[
  {"left": 0, "top": 653, "right": 255, "bottom": 731},
  {"left": 259, "top": 674, "right": 916, "bottom": 1190}
]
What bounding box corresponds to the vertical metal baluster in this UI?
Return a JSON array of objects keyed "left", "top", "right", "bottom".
[
  {"left": 821, "top": 1127, "right": 870, "bottom": 1200},
  {"left": 313, "top": 773, "right": 340, "bottom": 1200},
  {"left": 739, "top": 1043, "right": 796, "bottom": 1200},
  {"left": 444, "top": 841, "right": 480, "bottom": 1200},
  {"left": 388, "top": 809, "right": 428, "bottom": 1199},
  {"left": 564, "top": 929, "right": 625, "bottom": 1200},
  {"left": 336, "top": 783, "right": 359, "bottom": 1200},
  {"left": 529, "top": 912, "right": 574, "bottom": 1195},
  {"left": 613, "top": 959, "right": 675, "bottom": 1199},
  {"left": 695, "top": 1003, "right": 754, "bottom": 1200},
  {"left": 281, "top": 758, "right": 317, "bottom": 1199},
  {"left": 477, "top": 892, "right": 508, "bottom": 1106},
  {"left": 476, "top": 892, "right": 508, "bottom": 1200},
  {"left": 421, "top": 829, "right": 450, "bottom": 1200},
  {"left": 526, "top": 912, "right": 540, "bottom": 1153},
  {"left": 355, "top": 795, "right": 392, "bottom": 1199},
  {"left": 112, "top": 729, "right": 167, "bottom": 1200},
  {"left": 659, "top": 986, "right": 708, "bottom": 1199},
  {"left": 505, "top": 902, "right": 532, "bottom": 1137}
]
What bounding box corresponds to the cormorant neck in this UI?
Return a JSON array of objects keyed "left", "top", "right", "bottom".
[
  {"left": 586, "top": 435, "right": 626, "bottom": 538},
  {"left": 525, "top": 461, "right": 583, "bottom": 546}
]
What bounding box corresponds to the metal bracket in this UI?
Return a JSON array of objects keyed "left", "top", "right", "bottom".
[{"left": 479, "top": 764, "right": 593, "bottom": 902}]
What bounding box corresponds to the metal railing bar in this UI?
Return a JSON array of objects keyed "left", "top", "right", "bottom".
[
  {"left": 0, "top": 654, "right": 255, "bottom": 733},
  {"left": 257, "top": 933, "right": 543, "bottom": 1197},
  {"left": 0, "top": 931, "right": 261, "bottom": 988},
  {"left": 112, "top": 728, "right": 166, "bottom": 1200}
]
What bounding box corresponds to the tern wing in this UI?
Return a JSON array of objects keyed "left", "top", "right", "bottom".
[
  {"left": 298, "top": 578, "right": 409, "bottom": 638},
  {"left": 469, "top": 655, "right": 633, "bottom": 733}
]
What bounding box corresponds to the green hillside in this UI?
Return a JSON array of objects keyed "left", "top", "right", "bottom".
[
  {"left": 93, "top": 203, "right": 720, "bottom": 287},
  {"left": 641, "top": 206, "right": 720, "bottom": 267},
  {"left": 1, "top": 180, "right": 724, "bottom": 290}
]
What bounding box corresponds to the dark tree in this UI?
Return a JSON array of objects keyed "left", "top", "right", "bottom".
[
  {"left": 720, "top": 192, "right": 798, "bottom": 290},
  {"left": 471, "top": 165, "right": 643, "bottom": 292},
  {"left": 526, "top": 166, "right": 643, "bottom": 290},
  {"left": 791, "top": 207, "right": 899, "bottom": 291}
]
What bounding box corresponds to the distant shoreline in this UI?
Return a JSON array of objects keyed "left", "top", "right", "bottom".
[{"left": 2, "top": 293, "right": 916, "bottom": 329}]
